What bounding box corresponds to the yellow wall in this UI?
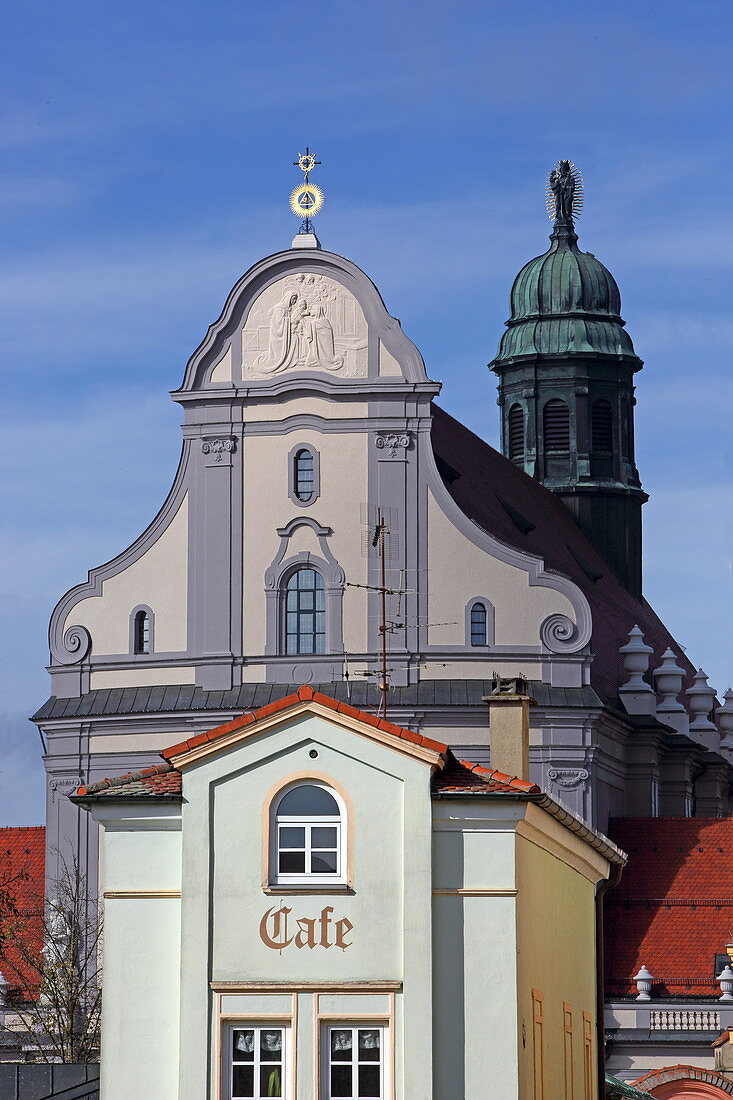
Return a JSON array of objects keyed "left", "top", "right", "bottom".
[{"left": 516, "top": 826, "right": 600, "bottom": 1100}]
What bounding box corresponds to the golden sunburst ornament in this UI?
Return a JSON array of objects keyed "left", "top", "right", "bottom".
[
  {"left": 546, "top": 159, "right": 584, "bottom": 222},
  {"left": 291, "top": 147, "right": 323, "bottom": 234},
  {"left": 290, "top": 182, "right": 324, "bottom": 219}
]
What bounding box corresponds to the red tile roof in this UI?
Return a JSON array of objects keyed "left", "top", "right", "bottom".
[
  {"left": 160, "top": 685, "right": 452, "bottom": 762},
  {"left": 431, "top": 404, "right": 696, "bottom": 703},
  {"left": 433, "top": 758, "right": 541, "bottom": 794},
  {"left": 75, "top": 689, "right": 536, "bottom": 799},
  {"left": 76, "top": 764, "right": 182, "bottom": 799},
  {"left": 0, "top": 826, "right": 45, "bottom": 999},
  {"left": 604, "top": 818, "right": 733, "bottom": 997}
]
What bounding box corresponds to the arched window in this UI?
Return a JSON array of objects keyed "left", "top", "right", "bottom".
[
  {"left": 470, "top": 602, "right": 488, "bottom": 646},
  {"left": 293, "top": 448, "right": 315, "bottom": 503},
  {"left": 284, "top": 568, "right": 325, "bottom": 655},
  {"left": 543, "top": 399, "right": 570, "bottom": 453},
  {"left": 591, "top": 399, "right": 613, "bottom": 452},
  {"left": 508, "top": 404, "right": 525, "bottom": 462},
  {"left": 273, "top": 782, "right": 344, "bottom": 884},
  {"left": 133, "top": 610, "right": 150, "bottom": 655}
]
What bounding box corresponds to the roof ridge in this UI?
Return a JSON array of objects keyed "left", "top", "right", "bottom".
[
  {"left": 161, "top": 687, "right": 450, "bottom": 763},
  {"left": 77, "top": 762, "right": 176, "bottom": 797},
  {"left": 455, "top": 758, "right": 541, "bottom": 794}
]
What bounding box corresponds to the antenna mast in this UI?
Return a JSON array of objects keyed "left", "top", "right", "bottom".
[{"left": 373, "top": 509, "right": 390, "bottom": 721}]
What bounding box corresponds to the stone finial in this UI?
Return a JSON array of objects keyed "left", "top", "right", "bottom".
[
  {"left": 633, "top": 964, "right": 654, "bottom": 1001},
  {"left": 653, "top": 648, "right": 688, "bottom": 733},
  {"left": 716, "top": 690, "right": 733, "bottom": 752},
  {"left": 718, "top": 965, "right": 733, "bottom": 1003},
  {"left": 619, "top": 626, "right": 656, "bottom": 715},
  {"left": 686, "top": 669, "right": 718, "bottom": 750}
]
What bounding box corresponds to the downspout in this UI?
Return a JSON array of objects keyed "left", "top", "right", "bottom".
[{"left": 596, "top": 858, "right": 624, "bottom": 1099}]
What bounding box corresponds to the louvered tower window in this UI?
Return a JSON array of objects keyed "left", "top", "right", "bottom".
[
  {"left": 507, "top": 404, "right": 525, "bottom": 462},
  {"left": 591, "top": 399, "right": 613, "bottom": 452},
  {"left": 543, "top": 399, "right": 570, "bottom": 452}
]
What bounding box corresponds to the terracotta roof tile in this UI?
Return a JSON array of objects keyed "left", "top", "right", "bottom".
[
  {"left": 75, "top": 692, "right": 538, "bottom": 801},
  {"left": 0, "top": 826, "right": 45, "bottom": 999},
  {"left": 605, "top": 818, "right": 733, "bottom": 997},
  {"left": 160, "top": 688, "right": 451, "bottom": 762},
  {"left": 433, "top": 757, "right": 541, "bottom": 794},
  {"left": 75, "top": 763, "right": 181, "bottom": 799}
]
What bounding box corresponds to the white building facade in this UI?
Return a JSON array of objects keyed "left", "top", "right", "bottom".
[{"left": 74, "top": 686, "right": 623, "bottom": 1100}]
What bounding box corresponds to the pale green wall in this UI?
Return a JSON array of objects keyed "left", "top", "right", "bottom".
[
  {"left": 90, "top": 718, "right": 612, "bottom": 1100},
  {"left": 95, "top": 806, "right": 182, "bottom": 1100},
  {"left": 176, "top": 713, "right": 434, "bottom": 1099}
]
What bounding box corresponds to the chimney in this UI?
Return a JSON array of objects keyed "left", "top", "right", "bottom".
[{"left": 484, "top": 676, "right": 536, "bottom": 781}]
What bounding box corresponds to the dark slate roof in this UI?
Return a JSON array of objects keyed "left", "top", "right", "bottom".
[
  {"left": 32, "top": 679, "right": 603, "bottom": 722},
  {"left": 430, "top": 404, "right": 696, "bottom": 703}
]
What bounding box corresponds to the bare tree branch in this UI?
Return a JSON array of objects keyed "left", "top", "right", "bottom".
[{"left": 0, "top": 852, "right": 101, "bottom": 1063}]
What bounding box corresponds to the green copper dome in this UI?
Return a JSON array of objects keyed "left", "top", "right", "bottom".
[{"left": 491, "top": 222, "right": 639, "bottom": 365}]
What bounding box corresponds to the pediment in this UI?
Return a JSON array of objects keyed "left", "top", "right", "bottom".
[{"left": 173, "top": 247, "right": 434, "bottom": 397}]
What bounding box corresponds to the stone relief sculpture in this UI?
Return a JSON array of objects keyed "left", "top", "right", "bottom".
[{"left": 244, "top": 273, "right": 367, "bottom": 378}]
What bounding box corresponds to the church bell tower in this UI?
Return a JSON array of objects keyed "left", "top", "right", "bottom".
[{"left": 490, "top": 161, "right": 647, "bottom": 598}]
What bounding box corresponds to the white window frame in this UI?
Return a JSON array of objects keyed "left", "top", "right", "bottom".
[
  {"left": 226, "top": 1023, "right": 291, "bottom": 1100},
  {"left": 320, "top": 1023, "right": 388, "bottom": 1100},
  {"left": 271, "top": 781, "right": 346, "bottom": 887}
]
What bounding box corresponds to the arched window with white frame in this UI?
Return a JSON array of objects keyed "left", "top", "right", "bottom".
[{"left": 271, "top": 781, "right": 345, "bottom": 886}]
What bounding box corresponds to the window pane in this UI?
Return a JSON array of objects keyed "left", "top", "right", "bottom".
[
  {"left": 283, "top": 568, "right": 325, "bottom": 655},
  {"left": 331, "top": 1030, "right": 353, "bottom": 1059},
  {"left": 232, "top": 1065, "right": 254, "bottom": 1097},
  {"left": 358, "top": 1031, "right": 380, "bottom": 1059},
  {"left": 311, "top": 827, "right": 337, "bottom": 848},
  {"left": 295, "top": 450, "right": 315, "bottom": 502},
  {"left": 234, "top": 1030, "right": 255, "bottom": 1059},
  {"left": 331, "top": 1065, "right": 352, "bottom": 1096},
  {"left": 260, "top": 1066, "right": 282, "bottom": 1097},
  {"left": 470, "top": 603, "right": 487, "bottom": 646},
  {"left": 279, "top": 851, "right": 306, "bottom": 873},
  {"left": 311, "top": 851, "right": 337, "bottom": 873},
  {"left": 358, "top": 1065, "right": 380, "bottom": 1097},
  {"left": 278, "top": 785, "right": 339, "bottom": 816},
  {"left": 279, "top": 826, "right": 305, "bottom": 848},
  {"left": 260, "top": 1030, "right": 283, "bottom": 1057}
]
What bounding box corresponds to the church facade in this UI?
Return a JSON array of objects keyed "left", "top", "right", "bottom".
[{"left": 34, "top": 183, "right": 731, "bottom": 902}]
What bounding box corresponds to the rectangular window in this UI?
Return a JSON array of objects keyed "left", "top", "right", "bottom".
[
  {"left": 532, "top": 991, "right": 544, "bottom": 1100},
  {"left": 229, "top": 1026, "right": 288, "bottom": 1099},
  {"left": 563, "top": 1003, "right": 573, "bottom": 1099},
  {"left": 322, "top": 1025, "right": 385, "bottom": 1099},
  {"left": 277, "top": 822, "right": 340, "bottom": 877},
  {"left": 582, "top": 1013, "right": 593, "bottom": 1100}
]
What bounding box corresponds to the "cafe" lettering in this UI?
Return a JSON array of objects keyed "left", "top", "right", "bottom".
[{"left": 259, "top": 904, "right": 353, "bottom": 953}]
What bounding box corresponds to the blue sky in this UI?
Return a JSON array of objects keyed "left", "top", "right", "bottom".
[{"left": 1, "top": 0, "right": 731, "bottom": 823}]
